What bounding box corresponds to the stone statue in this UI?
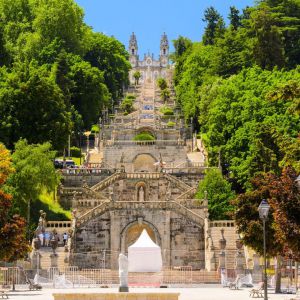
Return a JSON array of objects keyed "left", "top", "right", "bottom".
[
  {"left": 138, "top": 186, "right": 145, "bottom": 202},
  {"left": 118, "top": 253, "right": 129, "bottom": 292},
  {"left": 50, "top": 229, "right": 59, "bottom": 254},
  {"left": 38, "top": 210, "right": 47, "bottom": 233}
]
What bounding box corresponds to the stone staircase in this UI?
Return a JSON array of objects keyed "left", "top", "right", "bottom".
[
  {"left": 90, "top": 172, "right": 124, "bottom": 192},
  {"left": 37, "top": 246, "right": 67, "bottom": 271},
  {"left": 77, "top": 200, "right": 205, "bottom": 228},
  {"left": 164, "top": 173, "right": 193, "bottom": 191},
  {"left": 87, "top": 152, "right": 103, "bottom": 164},
  {"left": 208, "top": 222, "right": 245, "bottom": 270}
]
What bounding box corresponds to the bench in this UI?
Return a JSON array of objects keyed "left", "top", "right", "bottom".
[
  {"left": 0, "top": 285, "right": 10, "bottom": 299},
  {"left": 250, "top": 282, "right": 264, "bottom": 298}
]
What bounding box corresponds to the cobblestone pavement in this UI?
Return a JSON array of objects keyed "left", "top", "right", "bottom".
[{"left": 5, "top": 286, "right": 297, "bottom": 300}]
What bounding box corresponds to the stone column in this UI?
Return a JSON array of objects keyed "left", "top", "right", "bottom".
[
  {"left": 252, "top": 253, "right": 262, "bottom": 283},
  {"left": 218, "top": 229, "right": 227, "bottom": 271},
  {"left": 235, "top": 236, "right": 245, "bottom": 275},
  {"left": 31, "top": 251, "right": 41, "bottom": 270},
  {"left": 50, "top": 253, "right": 58, "bottom": 268},
  {"left": 162, "top": 211, "right": 171, "bottom": 267},
  {"left": 110, "top": 211, "right": 121, "bottom": 270}
]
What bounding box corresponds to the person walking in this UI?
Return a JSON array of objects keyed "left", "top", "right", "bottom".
[
  {"left": 45, "top": 231, "right": 50, "bottom": 246},
  {"left": 63, "top": 232, "right": 68, "bottom": 246}
]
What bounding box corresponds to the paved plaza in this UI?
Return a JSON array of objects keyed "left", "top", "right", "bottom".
[{"left": 5, "top": 286, "right": 297, "bottom": 300}]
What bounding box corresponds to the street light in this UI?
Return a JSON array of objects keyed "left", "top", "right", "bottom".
[
  {"left": 190, "top": 117, "right": 193, "bottom": 152},
  {"left": 258, "top": 199, "right": 270, "bottom": 300}
]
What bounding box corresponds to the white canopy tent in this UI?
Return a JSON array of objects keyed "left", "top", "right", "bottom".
[{"left": 128, "top": 229, "right": 162, "bottom": 272}]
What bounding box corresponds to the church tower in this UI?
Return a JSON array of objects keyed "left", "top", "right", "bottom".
[
  {"left": 160, "top": 32, "right": 169, "bottom": 67},
  {"left": 129, "top": 32, "right": 138, "bottom": 67}
]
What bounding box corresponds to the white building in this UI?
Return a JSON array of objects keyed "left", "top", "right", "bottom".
[{"left": 128, "top": 32, "right": 169, "bottom": 84}]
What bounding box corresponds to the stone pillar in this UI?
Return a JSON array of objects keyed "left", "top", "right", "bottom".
[
  {"left": 252, "top": 253, "right": 262, "bottom": 283},
  {"left": 110, "top": 211, "right": 121, "bottom": 270},
  {"left": 218, "top": 229, "right": 227, "bottom": 270},
  {"left": 235, "top": 236, "right": 245, "bottom": 275},
  {"left": 50, "top": 253, "right": 58, "bottom": 268},
  {"left": 162, "top": 211, "right": 171, "bottom": 267},
  {"left": 31, "top": 251, "right": 41, "bottom": 270}
]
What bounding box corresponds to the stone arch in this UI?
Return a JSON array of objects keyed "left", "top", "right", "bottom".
[
  {"left": 120, "top": 220, "right": 161, "bottom": 253},
  {"left": 133, "top": 153, "right": 157, "bottom": 172},
  {"left": 136, "top": 127, "right": 156, "bottom": 139}
]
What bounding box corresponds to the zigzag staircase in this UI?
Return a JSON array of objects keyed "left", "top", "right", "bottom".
[{"left": 91, "top": 172, "right": 125, "bottom": 192}]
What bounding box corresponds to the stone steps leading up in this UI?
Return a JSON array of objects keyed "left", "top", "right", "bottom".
[{"left": 37, "top": 247, "right": 67, "bottom": 271}]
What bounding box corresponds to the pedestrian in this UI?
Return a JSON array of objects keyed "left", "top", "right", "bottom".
[
  {"left": 63, "top": 232, "right": 68, "bottom": 246},
  {"left": 45, "top": 231, "right": 50, "bottom": 246},
  {"left": 39, "top": 232, "right": 44, "bottom": 247}
]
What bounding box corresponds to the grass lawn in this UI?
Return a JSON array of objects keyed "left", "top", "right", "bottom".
[
  {"left": 38, "top": 189, "right": 72, "bottom": 220},
  {"left": 57, "top": 156, "right": 83, "bottom": 165}
]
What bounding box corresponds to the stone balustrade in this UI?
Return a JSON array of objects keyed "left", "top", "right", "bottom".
[
  {"left": 209, "top": 220, "right": 236, "bottom": 228},
  {"left": 47, "top": 221, "right": 72, "bottom": 229},
  {"left": 77, "top": 199, "right": 104, "bottom": 207},
  {"left": 105, "top": 140, "right": 185, "bottom": 147},
  {"left": 126, "top": 172, "right": 161, "bottom": 179},
  {"left": 61, "top": 168, "right": 114, "bottom": 176}
]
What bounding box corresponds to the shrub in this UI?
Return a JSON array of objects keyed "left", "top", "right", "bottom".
[
  {"left": 91, "top": 124, "right": 100, "bottom": 133},
  {"left": 121, "top": 97, "right": 134, "bottom": 114},
  {"left": 133, "top": 132, "right": 155, "bottom": 141},
  {"left": 167, "top": 121, "right": 176, "bottom": 127},
  {"left": 70, "top": 146, "right": 81, "bottom": 158},
  {"left": 126, "top": 94, "right": 136, "bottom": 100},
  {"left": 160, "top": 106, "right": 174, "bottom": 115},
  {"left": 157, "top": 78, "right": 168, "bottom": 90}
]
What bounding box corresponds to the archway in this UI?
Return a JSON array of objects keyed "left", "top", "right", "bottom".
[
  {"left": 133, "top": 153, "right": 157, "bottom": 172},
  {"left": 120, "top": 220, "right": 161, "bottom": 253}
]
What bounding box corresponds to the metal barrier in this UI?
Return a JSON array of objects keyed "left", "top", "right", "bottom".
[{"left": 0, "top": 267, "right": 21, "bottom": 285}]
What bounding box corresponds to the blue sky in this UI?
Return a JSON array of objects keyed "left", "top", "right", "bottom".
[{"left": 75, "top": 0, "right": 254, "bottom": 56}]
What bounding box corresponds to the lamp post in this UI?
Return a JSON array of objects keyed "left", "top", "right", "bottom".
[
  {"left": 190, "top": 117, "right": 193, "bottom": 152},
  {"left": 258, "top": 199, "right": 270, "bottom": 300}
]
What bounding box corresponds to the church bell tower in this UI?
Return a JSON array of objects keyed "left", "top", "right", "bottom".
[
  {"left": 129, "top": 32, "right": 138, "bottom": 67},
  {"left": 160, "top": 32, "right": 169, "bottom": 67}
]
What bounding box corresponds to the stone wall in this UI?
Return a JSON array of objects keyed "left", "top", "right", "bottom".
[{"left": 72, "top": 208, "right": 205, "bottom": 270}]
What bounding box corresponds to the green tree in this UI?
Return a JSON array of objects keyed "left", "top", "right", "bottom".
[
  {"left": 68, "top": 55, "right": 110, "bottom": 129},
  {"left": 0, "top": 143, "right": 30, "bottom": 262},
  {"left": 30, "top": 0, "right": 85, "bottom": 54},
  {"left": 196, "top": 168, "right": 235, "bottom": 220},
  {"left": 250, "top": 5, "right": 285, "bottom": 69},
  {"left": 202, "top": 7, "right": 225, "bottom": 45},
  {"left": 120, "top": 96, "right": 134, "bottom": 115},
  {"left": 157, "top": 78, "right": 168, "bottom": 90},
  {"left": 84, "top": 32, "right": 130, "bottom": 100},
  {"left": 229, "top": 6, "right": 242, "bottom": 30},
  {"left": 133, "top": 71, "right": 141, "bottom": 86},
  {"left": 161, "top": 88, "right": 171, "bottom": 102},
  {"left": 7, "top": 140, "right": 60, "bottom": 230},
  {"left": 0, "top": 61, "right": 72, "bottom": 149}
]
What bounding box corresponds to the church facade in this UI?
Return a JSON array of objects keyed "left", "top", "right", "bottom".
[{"left": 128, "top": 32, "right": 169, "bottom": 84}]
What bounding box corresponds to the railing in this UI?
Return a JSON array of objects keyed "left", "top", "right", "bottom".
[
  {"left": 209, "top": 221, "right": 236, "bottom": 228},
  {"left": 164, "top": 173, "right": 192, "bottom": 191},
  {"left": 61, "top": 168, "right": 114, "bottom": 176},
  {"left": 90, "top": 172, "right": 124, "bottom": 192},
  {"left": 126, "top": 172, "right": 161, "bottom": 179},
  {"left": 77, "top": 199, "right": 105, "bottom": 208},
  {"left": 46, "top": 221, "right": 72, "bottom": 229},
  {"left": 105, "top": 140, "right": 185, "bottom": 147},
  {"left": 176, "top": 187, "right": 197, "bottom": 201}
]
